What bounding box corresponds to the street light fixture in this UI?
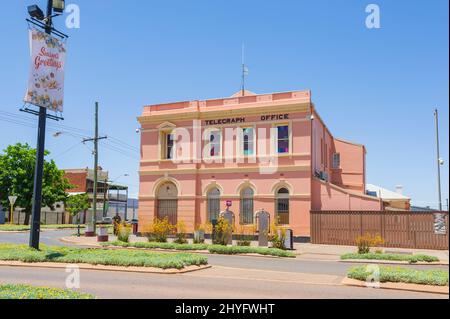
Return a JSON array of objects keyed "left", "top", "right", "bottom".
[
  {"left": 27, "top": 5, "right": 45, "bottom": 20},
  {"left": 52, "top": 0, "right": 65, "bottom": 13}
]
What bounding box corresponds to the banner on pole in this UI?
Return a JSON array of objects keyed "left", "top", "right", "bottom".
[{"left": 24, "top": 28, "right": 67, "bottom": 112}]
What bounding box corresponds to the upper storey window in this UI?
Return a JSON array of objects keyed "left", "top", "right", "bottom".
[
  {"left": 161, "top": 131, "right": 175, "bottom": 160},
  {"left": 209, "top": 130, "right": 221, "bottom": 157},
  {"left": 242, "top": 127, "right": 255, "bottom": 156},
  {"left": 332, "top": 153, "right": 341, "bottom": 169},
  {"left": 277, "top": 125, "right": 290, "bottom": 154}
]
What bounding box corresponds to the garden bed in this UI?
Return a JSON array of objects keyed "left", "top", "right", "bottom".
[
  {"left": 0, "top": 243, "right": 208, "bottom": 270},
  {"left": 0, "top": 284, "right": 95, "bottom": 299},
  {"left": 347, "top": 265, "right": 449, "bottom": 286},
  {"left": 341, "top": 253, "right": 440, "bottom": 264},
  {"left": 105, "top": 241, "right": 296, "bottom": 258}
]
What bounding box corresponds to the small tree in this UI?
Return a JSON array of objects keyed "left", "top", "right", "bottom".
[
  {"left": 65, "top": 193, "right": 90, "bottom": 237},
  {"left": 0, "top": 143, "right": 73, "bottom": 225}
]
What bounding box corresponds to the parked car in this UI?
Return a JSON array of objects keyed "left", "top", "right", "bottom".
[{"left": 101, "top": 217, "right": 113, "bottom": 224}]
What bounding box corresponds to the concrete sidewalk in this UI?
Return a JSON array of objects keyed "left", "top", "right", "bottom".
[{"left": 59, "top": 234, "right": 449, "bottom": 262}]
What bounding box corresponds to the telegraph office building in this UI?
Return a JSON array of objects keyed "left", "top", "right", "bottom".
[{"left": 138, "top": 90, "right": 381, "bottom": 238}]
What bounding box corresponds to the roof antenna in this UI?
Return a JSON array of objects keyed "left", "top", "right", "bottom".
[{"left": 241, "top": 43, "right": 249, "bottom": 96}]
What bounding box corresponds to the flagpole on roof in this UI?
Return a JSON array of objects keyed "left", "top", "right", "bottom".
[{"left": 241, "top": 43, "right": 248, "bottom": 97}]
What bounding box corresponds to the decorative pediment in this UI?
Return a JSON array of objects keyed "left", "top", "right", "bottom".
[{"left": 157, "top": 121, "right": 177, "bottom": 130}]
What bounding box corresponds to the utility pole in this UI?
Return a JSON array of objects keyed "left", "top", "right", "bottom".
[
  {"left": 83, "top": 102, "right": 107, "bottom": 234},
  {"left": 434, "top": 109, "right": 443, "bottom": 211},
  {"left": 29, "top": 0, "right": 53, "bottom": 249}
]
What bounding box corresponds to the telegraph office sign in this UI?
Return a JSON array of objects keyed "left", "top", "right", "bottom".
[{"left": 205, "top": 114, "right": 289, "bottom": 126}]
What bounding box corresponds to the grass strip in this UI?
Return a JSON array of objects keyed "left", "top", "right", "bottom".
[
  {"left": 0, "top": 224, "right": 89, "bottom": 232},
  {"left": 0, "top": 284, "right": 95, "bottom": 299},
  {"left": 106, "top": 241, "right": 295, "bottom": 258},
  {"left": 341, "top": 253, "right": 439, "bottom": 263},
  {"left": 347, "top": 265, "right": 449, "bottom": 286},
  {"left": 0, "top": 243, "right": 207, "bottom": 270}
]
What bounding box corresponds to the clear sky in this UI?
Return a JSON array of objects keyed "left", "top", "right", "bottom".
[{"left": 0, "top": 0, "right": 448, "bottom": 208}]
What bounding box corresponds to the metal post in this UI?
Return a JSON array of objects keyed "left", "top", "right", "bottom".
[
  {"left": 92, "top": 102, "right": 99, "bottom": 232},
  {"left": 125, "top": 188, "right": 128, "bottom": 221},
  {"left": 434, "top": 109, "right": 442, "bottom": 211},
  {"left": 29, "top": 0, "right": 53, "bottom": 249},
  {"left": 102, "top": 178, "right": 108, "bottom": 218}
]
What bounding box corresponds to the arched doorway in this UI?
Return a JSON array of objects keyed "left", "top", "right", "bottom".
[
  {"left": 207, "top": 187, "right": 221, "bottom": 222},
  {"left": 240, "top": 188, "right": 254, "bottom": 225},
  {"left": 156, "top": 182, "right": 178, "bottom": 225},
  {"left": 275, "top": 188, "right": 290, "bottom": 225}
]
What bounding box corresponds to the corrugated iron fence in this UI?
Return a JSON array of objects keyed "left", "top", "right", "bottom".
[{"left": 311, "top": 211, "right": 449, "bottom": 250}]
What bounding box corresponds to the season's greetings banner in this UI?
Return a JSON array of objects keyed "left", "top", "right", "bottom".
[{"left": 24, "top": 28, "right": 66, "bottom": 112}]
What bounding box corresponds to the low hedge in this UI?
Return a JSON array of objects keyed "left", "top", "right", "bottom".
[
  {"left": 0, "top": 243, "right": 207, "bottom": 270},
  {"left": 0, "top": 284, "right": 95, "bottom": 299},
  {"left": 207, "top": 245, "right": 295, "bottom": 258},
  {"left": 347, "top": 265, "right": 449, "bottom": 286},
  {"left": 106, "top": 241, "right": 295, "bottom": 258},
  {"left": 109, "top": 241, "right": 209, "bottom": 251},
  {"left": 341, "top": 253, "right": 439, "bottom": 263}
]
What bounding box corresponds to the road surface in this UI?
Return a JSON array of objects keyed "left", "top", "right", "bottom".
[{"left": 0, "top": 230, "right": 448, "bottom": 299}]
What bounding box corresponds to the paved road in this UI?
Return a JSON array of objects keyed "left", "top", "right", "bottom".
[
  {"left": 0, "top": 229, "right": 77, "bottom": 247},
  {"left": 0, "top": 230, "right": 447, "bottom": 276},
  {"left": 0, "top": 266, "right": 446, "bottom": 299},
  {"left": 1, "top": 230, "right": 448, "bottom": 299}
]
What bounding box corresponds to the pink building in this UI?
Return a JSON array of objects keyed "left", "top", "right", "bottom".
[{"left": 138, "top": 90, "right": 382, "bottom": 239}]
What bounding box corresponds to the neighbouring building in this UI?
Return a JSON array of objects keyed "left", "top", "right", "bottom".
[
  {"left": 138, "top": 90, "right": 384, "bottom": 239},
  {"left": 366, "top": 184, "right": 411, "bottom": 211},
  {"left": 64, "top": 168, "right": 129, "bottom": 222}
]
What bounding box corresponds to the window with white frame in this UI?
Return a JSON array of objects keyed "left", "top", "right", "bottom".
[
  {"left": 161, "top": 131, "right": 175, "bottom": 160},
  {"left": 241, "top": 127, "right": 254, "bottom": 156},
  {"left": 208, "top": 129, "right": 221, "bottom": 157},
  {"left": 332, "top": 153, "right": 341, "bottom": 169},
  {"left": 277, "top": 125, "right": 290, "bottom": 154}
]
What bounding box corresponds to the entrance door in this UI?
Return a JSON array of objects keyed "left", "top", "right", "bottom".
[{"left": 156, "top": 182, "right": 178, "bottom": 225}]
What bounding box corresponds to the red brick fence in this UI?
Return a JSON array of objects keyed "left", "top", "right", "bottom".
[{"left": 310, "top": 211, "right": 449, "bottom": 250}]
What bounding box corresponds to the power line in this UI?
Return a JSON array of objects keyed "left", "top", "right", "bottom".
[
  {"left": 52, "top": 141, "right": 83, "bottom": 160},
  {"left": 0, "top": 111, "right": 139, "bottom": 154}
]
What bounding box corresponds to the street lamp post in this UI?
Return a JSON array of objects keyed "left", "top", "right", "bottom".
[
  {"left": 434, "top": 109, "right": 444, "bottom": 211},
  {"left": 29, "top": 0, "right": 60, "bottom": 250}
]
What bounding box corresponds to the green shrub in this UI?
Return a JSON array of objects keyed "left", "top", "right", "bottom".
[
  {"left": 268, "top": 224, "right": 286, "bottom": 250},
  {"left": 117, "top": 223, "right": 132, "bottom": 243},
  {"left": 147, "top": 217, "right": 175, "bottom": 243},
  {"left": 213, "top": 217, "right": 232, "bottom": 245},
  {"left": 355, "top": 234, "right": 384, "bottom": 254},
  {"left": 347, "top": 266, "right": 449, "bottom": 286},
  {"left": 174, "top": 221, "right": 188, "bottom": 244},
  {"left": 341, "top": 253, "right": 439, "bottom": 263}
]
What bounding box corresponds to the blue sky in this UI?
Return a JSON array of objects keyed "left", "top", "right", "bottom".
[{"left": 0, "top": 0, "right": 448, "bottom": 207}]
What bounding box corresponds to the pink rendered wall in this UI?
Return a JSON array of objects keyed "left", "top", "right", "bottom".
[
  {"left": 331, "top": 139, "right": 366, "bottom": 192},
  {"left": 138, "top": 111, "right": 313, "bottom": 236},
  {"left": 311, "top": 179, "right": 381, "bottom": 211}
]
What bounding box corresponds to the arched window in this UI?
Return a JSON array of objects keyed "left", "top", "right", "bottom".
[
  {"left": 275, "top": 188, "right": 289, "bottom": 225},
  {"left": 240, "top": 188, "right": 254, "bottom": 225},
  {"left": 156, "top": 182, "right": 178, "bottom": 225},
  {"left": 207, "top": 187, "right": 221, "bottom": 222}
]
